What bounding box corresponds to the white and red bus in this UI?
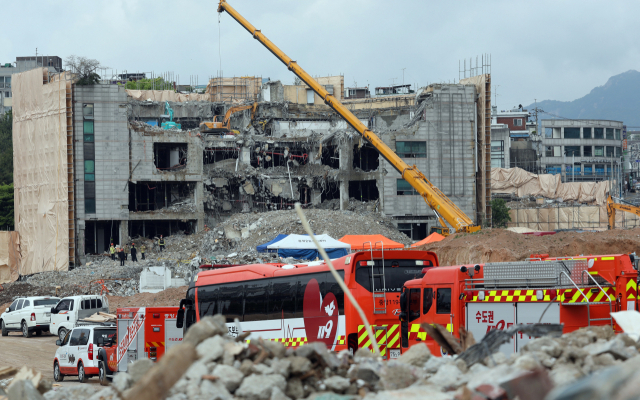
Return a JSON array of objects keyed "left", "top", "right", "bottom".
[{"left": 177, "top": 249, "right": 438, "bottom": 359}]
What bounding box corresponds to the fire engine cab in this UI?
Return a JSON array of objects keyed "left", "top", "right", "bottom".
[{"left": 399, "top": 254, "right": 638, "bottom": 356}]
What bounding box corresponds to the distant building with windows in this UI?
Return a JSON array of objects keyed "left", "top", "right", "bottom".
[
  {"left": 0, "top": 56, "right": 63, "bottom": 115},
  {"left": 495, "top": 107, "right": 531, "bottom": 138},
  {"left": 540, "top": 119, "right": 623, "bottom": 182}
]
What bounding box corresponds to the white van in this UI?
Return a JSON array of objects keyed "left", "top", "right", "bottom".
[{"left": 50, "top": 295, "right": 110, "bottom": 341}]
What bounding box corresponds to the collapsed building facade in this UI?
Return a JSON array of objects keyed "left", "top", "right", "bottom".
[{"left": 13, "top": 68, "right": 491, "bottom": 268}]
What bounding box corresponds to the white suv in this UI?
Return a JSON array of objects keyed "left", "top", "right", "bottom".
[
  {"left": 1, "top": 296, "right": 60, "bottom": 337},
  {"left": 53, "top": 324, "right": 116, "bottom": 384},
  {"left": 50, "top": 295, "right": 109, "bottom": 342}
]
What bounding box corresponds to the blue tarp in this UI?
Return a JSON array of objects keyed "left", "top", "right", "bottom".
[
  {"left": 274, "top": 247, "right": 349, "bottom": 260},
  {"left": 256, "top": 234, "right": 288, "bottom": 253}
]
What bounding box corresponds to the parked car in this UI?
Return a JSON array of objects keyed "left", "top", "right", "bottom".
[
  {"left": 53, "top": 324, "right": 116, "bottom": 384},
  {"left": 1, "top": 296, "right": 60, "bottom": 337},
  {"left": 50, "top": 295, "right": 110, "bottom": 341}
]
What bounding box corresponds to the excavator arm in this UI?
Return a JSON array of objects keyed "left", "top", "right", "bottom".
[
  {"left": 201, "top": 102, "right": 258, "bottom": 133},
  {"left": 607, "top": 195, "right": 640, "bottom": 229},
  {"left": 218, "top": 0, "right": 479, "bottom": 235}
]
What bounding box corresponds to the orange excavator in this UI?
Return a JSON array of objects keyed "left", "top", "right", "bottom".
[
  {"left": 217, "top": 1, "right": 480, "bottom": 236},
  {"left": 200, "top": 102, "right": 258, "bottom": 134},
  {"left": 607, "top": 195, "right": 640, "bottom": 229}
]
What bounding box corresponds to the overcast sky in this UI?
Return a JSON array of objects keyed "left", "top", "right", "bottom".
[{"left": 3, "top": 0, "right": 639, "bottom": 109}]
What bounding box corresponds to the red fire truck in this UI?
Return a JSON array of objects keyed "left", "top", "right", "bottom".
[
  {"left": 176, "top": 248, "right": 439, "bottom": 359},
  {"left": 399, "top": 254, "right": 638, "bottom": 356},
  {"left": 98, "top": 307, "right": 183, "bottom": 382}
]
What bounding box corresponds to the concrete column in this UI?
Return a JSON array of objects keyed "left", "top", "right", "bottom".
[
  {"left": 241, "top": 146, "right": 251, "bottom": 165},
  {"left": 119, "top": 220, "right": 129, "bottom": 245},
  {"left": 195, "top": 181, "right": 206, "bottom": 232},
  {"left": 338, "top": 144, "right": 353, "bottom": 210},
  {"left": 339, "top": 180, "right": 349, "bottom": 211}
]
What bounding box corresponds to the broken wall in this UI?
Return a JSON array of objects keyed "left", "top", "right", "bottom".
[
  {"left": 382, "top": 84, "right": 477, "bottom": 232},
  {"left": 13, "top": 68, "right": 71, "bottom": 275}
]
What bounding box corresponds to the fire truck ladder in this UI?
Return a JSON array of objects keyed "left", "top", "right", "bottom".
[
  {"left": 364, "top": 241, "right": 387, "bottom": 314},
  {"left": 560, "top": 270, "right": 614, "bottom": 327}
]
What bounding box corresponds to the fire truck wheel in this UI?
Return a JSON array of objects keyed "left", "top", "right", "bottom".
[
  {"left": 58, "top": 328, "right": 67, "bottom": 342},
  {"left": 22, "top": 321, "right": 32, "bottom": 338},
  {"left": 78, "top": 362, "right": 88, "bottom": 383},
  {"left": 53, "top": 362, "right": 64, "bottom": 382},
  {"left": 99, "top": 361, "right": 110, "bottom": 386}
]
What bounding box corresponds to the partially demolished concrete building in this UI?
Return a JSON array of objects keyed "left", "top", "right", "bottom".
[{"left": 13, "top": 69, "right": 491, "bottom": 266}]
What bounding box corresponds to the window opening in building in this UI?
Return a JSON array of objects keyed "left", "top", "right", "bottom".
[
  {"left": 583, "top": 146, "right": 592, "bottom": 157},
  {"left": 564, "top": 146, "right": 580, "bottom": 157},
  {"left": 83, "top": 120, "right": 94, "bottom": 142},
  {"left": 83, "top": 104, "right": 94, "bottom": 118},
  {"left": 513, "top": 119, "right": 522, "bottom": 127},
  {"left": 396, "top": 141, "right": 426, "bottom": 158},
  {"left": 320, "top": 145, "right": 339, "bottom": 169},
  {"left": 606, "top": 146, "right": 614, "bottom": 157},
  {"left": 154, "top": 143, "right": 188, "bottom": 170},
  {"left": 594, "top": 128, "right": 604, "bottom": 139},
  {"left": 320, "top": 182, "right": 340, "bottom": 202},
  {"left": 84, "top": 160, "right": 95, "bottom": 181},
  {"left": 583, "top": 127, "right": 592, "bottom": 139},
  {"left": 353, "top": 144, "right": 379, "bottom": 171},
  {"left": 397, "top": 179, "right": 417, "bottom": 195},
  {"left": 606, "top": 128, "right": 614, "bottom": 140},
  {"left": 564, "top": 127, "right": 580, "bottom": 139},
  {"left": 398, "top": 223, "right": 427, "bottom": 240},
  {"left": 348, "top": 180, "right": 379, "bottom": 202},
  {"left": 594, "top": 146, "right": 604, "bottom": 157},
  {"left": 615, "top": 129, "right": 621, "bottom": 140}
]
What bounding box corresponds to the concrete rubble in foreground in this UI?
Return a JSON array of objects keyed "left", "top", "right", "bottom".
[{"left": 2, "top": 316, "right": 640, "bottom": 400}]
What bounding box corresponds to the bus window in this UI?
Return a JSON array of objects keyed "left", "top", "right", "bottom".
[
  {"left": 409, "top": 288, "right": 421, "bottom": 322},
  {"left": 267, "top": 276, "right": 297, "bottom": 320},
  {"left": 436, "top": 288, "right": 451, "bottom": 314},
  {"left": 423, "top": 288, "right": 433, "bottom": 314},
  {"left": 219, "top": 283, "right": 244, "bottom": 323},
  {"left": 197, "top": 285, "right": 219, "bottom": 319},
  {"left": 244, "top": 280, "right": 269, "bottom": 321},
  {"left": 355, "top": 260, "right": 427, "bottom": 293}
]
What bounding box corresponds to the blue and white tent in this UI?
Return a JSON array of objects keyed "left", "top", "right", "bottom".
[
  {"left": 266, "top": 234, "right": 351, "bottom": 260},
  {"left": 256, "top": 234, "right": 288, "bottom": 253}
]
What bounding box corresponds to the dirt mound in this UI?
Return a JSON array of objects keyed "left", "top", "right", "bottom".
[
  {"left": 105, "top": 286, "right": 188, "bottom": 312},
  {"left": 418, "top": 228, "right": 640, "bottom": 266}
]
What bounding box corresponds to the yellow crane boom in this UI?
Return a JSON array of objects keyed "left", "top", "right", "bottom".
[
  {"left": 607, "top": 195, "right": 640, "bottom": 229},
  {"left": 217, "top": 0, "right": 480, "bottom": 235}
]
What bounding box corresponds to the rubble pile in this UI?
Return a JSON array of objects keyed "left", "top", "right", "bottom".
[
  {"left": 2, "top": 318, "right": 634, "bottom": 400},
  {"left": 199, "top": 208, "right": 410, "bottom": 263}
]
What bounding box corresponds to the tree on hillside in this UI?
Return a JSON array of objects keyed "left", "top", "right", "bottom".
[
  {"left": 0, "top": 184, "right": 14, "bottom": 230},
  {"left": 0, "top": 110, "right": 12, "bottom": 184},
  {"left": 65, "top": 55, "right": 106, "bottom": 85},
  {"left": 491, "top": 198, "right": 511, "bottom": 228}
]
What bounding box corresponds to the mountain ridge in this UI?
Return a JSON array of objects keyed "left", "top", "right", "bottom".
[{"left": 525, "top": 70, "right": 640, "bottom": 127}]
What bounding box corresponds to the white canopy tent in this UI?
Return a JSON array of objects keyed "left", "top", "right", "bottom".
[{"left": 266, "top": 234, "right": 351, "bottom": 260}]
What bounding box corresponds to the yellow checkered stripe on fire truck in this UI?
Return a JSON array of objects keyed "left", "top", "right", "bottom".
[
  {"left": 145, "top": 342, "right": 165, "bottom": 348},
  {"left": 626, "top": 279, "right": 637, "bottom": 300},
  {"left": 559, "top": 286, "right": 615, "bottom": 303},
  {"left": 408, "top": 323, "right": 453, "bottom": 341},
  {"left": 470, "top": 289, "right": 557, "bottom": 302},
  {"left": 245, "top": 336, "right": 345, "bottom": 346},
  {"left": 357, "top": 324, "right": 401, "bottom": 357}
]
